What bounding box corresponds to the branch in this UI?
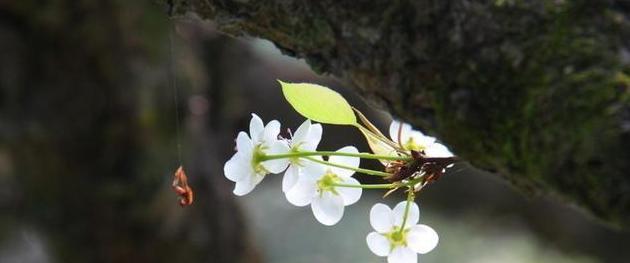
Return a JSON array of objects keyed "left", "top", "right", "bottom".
[{"left": 169, "top": 0, "right": 630, "bottom": 227}]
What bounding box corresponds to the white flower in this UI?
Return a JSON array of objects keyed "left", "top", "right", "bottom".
[
  {"left": 389, "top": 120, "right": 453, "bottom": 157},
  {"left": 223, "top": 113, "right": 290, "bottom": 196},
  {"left": 423, "top": 143, "right": 453, "bottom": 158},
  {"left": 282, "top": 119, "right": 323, "bottom": 193},
  {"left": 366, "top": 201, "right": 439, "bottom": 263},
  {"left": 285, "top": 146, "right": 362, "bottom": 226}
]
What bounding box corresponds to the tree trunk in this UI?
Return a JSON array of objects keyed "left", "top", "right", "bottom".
[
  {"left": 168, "top": 0, "right": 630, "bottom": 227},
  {"left": 0, "top": 1, "right": 257, "bottom": 262}
]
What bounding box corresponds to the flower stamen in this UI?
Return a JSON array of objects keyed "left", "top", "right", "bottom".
[
  {"left": 385, "top": 227, "right": 409, "bottom": 249},
  {"left": 316, "top": 170, "right": 341, "bottom": 195},
  {"left": 252, "top": 144, "right": 271, "bottom": 175}
]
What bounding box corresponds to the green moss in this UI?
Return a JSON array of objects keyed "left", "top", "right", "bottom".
[{"left": 429, "top": 0, "right": 627, "bottom": 224}]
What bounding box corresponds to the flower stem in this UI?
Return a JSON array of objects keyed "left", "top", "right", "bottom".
[
  {"left": 303, "top": 156, "right": 391, "bottom": 177},
  {"left": 262, "top": 150, "right": 412, "bottom": 162},
  {"left": 404, "top": 174, "right": 425, "bottom": 187},
  {"left": 331, "top": 183, "right": 395, "bottom": 189},
  {"left": 399, "top": 190, "right": 415, "bottom": 233}
]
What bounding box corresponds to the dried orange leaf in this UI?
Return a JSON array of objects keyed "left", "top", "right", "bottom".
[{"left": 172, "top": 166, "right": 193, "bottom": 207}]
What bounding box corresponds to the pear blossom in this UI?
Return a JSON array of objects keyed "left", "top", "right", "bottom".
[
  {"left": 281, "top": 120, "right": 323, "bottom": 193},
  {"left": 389, "top": 120, "right": 453, "bottom": 157},
  {"left": 366, "top": 201, "right": 439, "bottom": 263},
  {"left": 223, "top": 113, "right": 289, "bottom": 196},
  {"left": 285, "top": 146, "right": 362, "bottom": 225}
]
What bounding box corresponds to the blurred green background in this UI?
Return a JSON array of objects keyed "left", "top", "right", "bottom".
[{"left": 0, "top": 1, "right": 628, "bottom": 262}]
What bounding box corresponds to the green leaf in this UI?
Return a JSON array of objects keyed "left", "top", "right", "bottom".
[
  {"left": 353, "top": 108, "right": 399, "bottom": 165},
  {"left": 356, "top": 125, "right": 398, "bottom": 165},
  {"left": 279, "top": 80, "right": 356, "bottom": 125}
]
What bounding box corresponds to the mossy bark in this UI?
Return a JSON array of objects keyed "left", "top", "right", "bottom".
[{"left": 169, "top": 0, "right": 630, "bottom": 227}]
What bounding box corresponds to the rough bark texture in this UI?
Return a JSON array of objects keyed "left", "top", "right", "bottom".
[{"left": 169, "top": 0, "right": 630, "bottom": 227}]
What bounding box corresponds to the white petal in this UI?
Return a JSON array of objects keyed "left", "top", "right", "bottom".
[
  {"left": 249, "top": 113, "right": 264, "bottom": 142},
  {"left": 285, "top": 178, "right": 316, "bottom": 207},
  {"left": 337, "top": 177, "right": 362, "bottom": 205},
  {"left": 328, "top": 146, "right": 360, "bottom": 178},
  {"left": 235, "top": 132, "right": 253, "bottom": 155},
  {"left": 370, "top": 203, "right": 394, "bottom": 233},
  {"left": 389, "top": 120, "right": 412, "bottom": 145},
  {"left": 311, "top": 191, "right": 344, "bottom": 226},
  {"left": 223, "top": 153, "right": 250, "bottom": 182},
  {"left": 389, "top": 120, "right": 402, "bottom": 143},
  {"left": 267, "top": 139, "right": 290, "bottom": 155},
  {"left": 251, "top": 172, "right": 264, "bottom": 185},
  {"left": 261, "top": 141, "right": 290, "bottom": 174},
  {"left": 387, "top": 247, "right": 417, "bottom": 263},
  {"left": 282, "top": 165, "right": 300, "bottom": 192},
  {"left": 291, "top": 119, "right": 311, "bottom": 145},
  {"left": 366, "top": 232, "right": 390, "bottom": 257},
  {"left": 393, "top": 201, "right": 420, "bottom": 227},
  {"left": 409, "top": 131, "right": 436, "bottom": 149},
  {"left": 303, "top": 123, "right": 322, "bottom": 151},
  {"left": 407, "top": 224, "right": 439, "bottom": 254},
  {"left": 233, "top": 175, "right": 256, "bottom": 196},
  {"left": 263, "top": 120, "right": 281, "bottom": 143},
  {"left": 301, "top": 159, "right": 326, "bottom": 181},
  {"left": 424, "top": 143, "right": 454, "bottom": 157}
]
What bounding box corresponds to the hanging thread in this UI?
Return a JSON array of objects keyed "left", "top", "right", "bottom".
[
  {"left": 167, "top": 2, "right": 193, "bottom": 207},
  {"left": 168, "top": 4, "right": 183, "bottom": 166}
]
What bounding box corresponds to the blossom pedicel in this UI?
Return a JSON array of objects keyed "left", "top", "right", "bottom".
[{"left": 223, "top": 81, "right": 458, "bottom": 262}]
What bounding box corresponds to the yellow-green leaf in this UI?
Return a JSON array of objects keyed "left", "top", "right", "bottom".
[
  {"left": 357, "top": 125, "right": 398, "bottom": 165},
  {"left": 279, "top": 80, "right": 356, "bottom": 125},
  {"left": 353, "top": 108, "right": 401, "bottom": 165}
]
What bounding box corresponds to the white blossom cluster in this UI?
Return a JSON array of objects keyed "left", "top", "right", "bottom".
[{"left": 224, "top": 113, "right": 452, "bottom": 263}]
